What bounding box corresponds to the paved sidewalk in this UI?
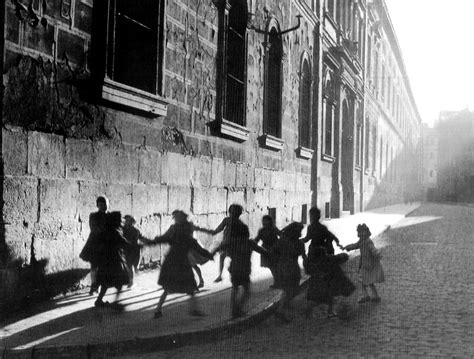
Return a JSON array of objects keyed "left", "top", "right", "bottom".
[{"left": 0, "top": 203, "right": 419, "bottom": 358}]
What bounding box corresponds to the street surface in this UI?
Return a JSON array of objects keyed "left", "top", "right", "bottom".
[{"left": 119, "top": 203, "right": 474, "bottom": 358}]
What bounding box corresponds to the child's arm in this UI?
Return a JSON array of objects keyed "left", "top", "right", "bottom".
[
  {"left": 191, "top": 223, "right": 214, "bottom": 235},
  {"left": 251, "top": 241, "right": 268, "bottom": 256},
  {"left": 343, "top": 241, "right": 360, "bottom": 251},
  {"left": 368, "top": 240, "right": 382, "bottom": 258},
  {"left": 209, "top": 218, "right": 228, "bottom": 236}
]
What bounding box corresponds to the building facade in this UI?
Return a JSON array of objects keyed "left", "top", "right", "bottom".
[
  {"left": 435, "top": 110, "right": 474, "bottom": 202},
  {"left": 420, "top": 124, "right": 439, "bottom": 201},
  {"left": 0, "top": 0, "right": 421, "bottom": 306}
]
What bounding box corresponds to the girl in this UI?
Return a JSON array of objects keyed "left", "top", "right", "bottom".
[
  {"left": 94, "top": 211, "right": 130, "bottom": 311},
  {"left": 344, "top": 223, "right": 384, "bottom": 303},
  {"left": 212, "top": 209, "right": 267, "bottom": 319},
  {"left": 272, "top": 222, "right": 306, "bottom": 322},
  {"left": 149, "top": 210, "right": 214, "bottom": 318},
  {"left": 254, "top": 215, "right": 280, "bottom": 288},
  {"left": 80, "top": 196, "right": 109, "bottom": 295},
  {"left": 305, "top": 246, "right": 355, "bottom": 318}
]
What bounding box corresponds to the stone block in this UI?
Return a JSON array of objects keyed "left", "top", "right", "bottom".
[
  {"left": 3, "top": 176, "right": 38, "bottom": 225},
  {"left": 75, "top": 1, "right": 92, "bottom": 33},
  {"left": 210, "top": 158, "right": 225, "bottom": 187},
  {"left": 32, "top": 220, "right": 80, "bottom": 273},
  {"left": 190, "top": 157, "right": 211, "bottom": 188},
  {"left": 235, "top": 164, "right": 250, "bottom": 188},
  {"left": 39, "top": 179, "right": 80, "bottom": 223},
  {"left": 137, "top": 215, "right": 162, "bottom": 263},
  {"left": 254, "top": 167, "right": 264, "bottom": 189},
  {"left": 132, "top": 184, "right": 167, "bottom": 219},
  {"left": 2, "top": 129, "right": 27, "bottom": 176},
  {"left": 66, "top": 138, "right": 96, "bottom": 180},
  {"left": 192, "top": 187, "right": 209, "bottom": 215},
  {"left": 4, "top": 224, "right": 33, "bottom": 266},
  {"left": 28, "top": 131, "right": 65, "bottom": 178},
  {"left": 24, "top": 23, "right": 54, "bottom": 55},
  {"left": 168, "top": 186, "right": 192, "bottom": 213},
  {"left": 223, "top": 162, "right": 236, "bottom": 187},
  {"left": 105, "top": 184, "right": 133, "bottom": 215},
  {"left": 208, "top": 188, "right": 227, "bottom": 214},
  {"left": 269, "top": 190, "right": 286, "bottom": 209},
  {"left": 94, "top": 143, "right": 139, "bottom": 184},
  {"left": 138, "top": 149, "right": 162, "bottom": 184},
  {"left": 253, "top": 189, "right": 270, "bottom": 212},
  {"left": 164, "top": 152, "right": 192, "bottom": 186},
  {"left": 227, "top": 189, "right": 245, "bottom": 208}
]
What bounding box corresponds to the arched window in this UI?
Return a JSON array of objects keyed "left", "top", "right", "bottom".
[
  {"left": 264, "top": 26, "right": 283, "bottom": 138},
  {"left": 323, "top": 72, "right": 335, "bottom": 157},
  {"left": 224, "top": 0, "right": 247, "bottom": 126},
  {"left": 299, "top": 58, "right": 312, "bottom": 148}
]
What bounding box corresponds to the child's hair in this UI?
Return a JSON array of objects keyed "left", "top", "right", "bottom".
[
  {"left": 281, "top": 222, "right": 304, "bottom": 239},
  {"left": 309, "top": 207, "right": 321, "bottom": 219},
  {"left": 357, "top": 223, "right": 371, "bottom": 236},
  {"left": 262, "top": 215, "right": 273, "bottom": 224},
  {"left": 172, "top": 210, "right": 188, "bottom": 220},
  {"left": 124, "top": 215, "right": 136, "bottom": 225},
  {"left": 228, "top": 204, "right": 243, "bottom": 217},
  {"left": 96, "top": 196, "right": 109, "bottom": 206}
]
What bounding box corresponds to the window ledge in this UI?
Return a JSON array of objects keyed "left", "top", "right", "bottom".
[
  {"left": 259, "top": 134, "right": 285, "bottom": 151},
  {"left": 296, "top": 146, "right": 314, "bottom": 160},
  {"left": 322, "top": 153, "right": 336, "bottom": 163},
  {"left": 101, "top": 77, "right": 168, "bottom": 117},
  {"left": 355, "top": 165, "right": 362, "bottom": 171},
  {"left": 364, "top": 168, "right": 371, "bottom": 176},
  {"left": 220, "top": 119, "right": 249, "bottom": 142}
]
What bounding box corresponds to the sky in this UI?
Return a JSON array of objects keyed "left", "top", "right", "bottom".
[{"left": 385, "top": 0, "right": 474, "bottom": 125}]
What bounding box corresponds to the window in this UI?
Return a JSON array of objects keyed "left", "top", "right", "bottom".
[
  {"left": 323, "top": 74, "right": 335, "bottom": 158},
  {"left": 364, "top": 118, "right": 370, "bottom": 170},
  {"left": 224, "top": 0, "right": 247, "bottom": 126},
  {"left": 379, "top": 137, "right": 384, "bottom": 176},
  {"left": 372, "top": 125, "right": 377, "bottom": 172},
  {"left": 100, "top": 0, "right": 167, "bottom": 116},
  {"left": 106, "top": 0, "right": 164, "bottom": 94},
  {"left": 264, "top": 27, "right": 283, "bottom": 138},
  {"left": 299, "top": 58, "right": 312, "bottom": 149},
  {"left": 355, "top": 111, "right": 362, "bottom": 167}
]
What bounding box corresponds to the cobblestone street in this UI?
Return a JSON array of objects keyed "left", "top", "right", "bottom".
[{"left": 122, "top": 203, "right": 474, "bottom": 358}]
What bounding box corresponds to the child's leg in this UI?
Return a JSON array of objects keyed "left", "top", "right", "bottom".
[
  {"left": 111, "top": 286, "right": 125, "bottom": 311},
  {"left": 155, "top": 290, "right": 168, "bottom": 317},
  {"left": 358, "top": 285, "right": 371, "bottom": 303},
  {"left": 231, "top": 285, "right": 240, "bottom": 317},
  {"left": 214, "top": 253, "right": 225, "bottom": 282},
  {"left": 89, "top": 265, "right": 98, "bottom": 294},
  {"left": 241, "top": 282, "right": 250, "bottom": 309},
  {"left": 95, "top": 285, "right": 108, "bottom": 306},
  {"left": 369, "top": 284, "right": 381, "bottom": 300},
  {"left": 193, "top": 265, "right": 204, "bottom": 287}
]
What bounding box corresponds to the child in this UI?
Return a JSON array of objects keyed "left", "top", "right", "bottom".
[
  {"left": 302, "top": 207, "right": 342, "bottom": 255},
  {"left": 254, "top": 215, "right": 280, "bottom": 288},
  {"left": 123, "top": 215, "right": 153, "bottom": 287},
  {"left": 211, "top": 205, "right": 267, "bottom": 318},
  {"left": 271, "top": 222, "right": 306, "bottom": 322},
  {"left": 344, "top": 223, "right": 384, "bottom": 303},
  {"left": 209, "top": 204, "right": 246, "bottom": 283},
  {"left": 149, "top": 210, "right": 214, "bottom": 318},
  {"left": 80, "top": 196, "right": 109, "bottom": 295},
  {"left": 305, "top": 246, "right": 355, "bottom": 318},
  {"left": 95, "top": 211, "right": 130, "bottom": 311}
]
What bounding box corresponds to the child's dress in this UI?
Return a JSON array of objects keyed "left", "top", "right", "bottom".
[
  {"left": 156, "top": 223, "right": 213, "bottom": 294},
  {"left": 272, "top": 235, "right": 305, "bottom": 297},
  {"left": 345, "top": 238, "right": 384, "bottom": 285},
  {"left": 254, "top": 227, "right": 279, "bottom": 268},
  {"left": 306, "top": 247, "right": 355, "bottom": 304}
]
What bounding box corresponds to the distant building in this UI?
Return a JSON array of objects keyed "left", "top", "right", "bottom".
[
  {"left": 436, "top": 110, "right": 474, "bottom": 202},
  {"left": 420, "top": 124, "right": 439, "bottom": 200}
]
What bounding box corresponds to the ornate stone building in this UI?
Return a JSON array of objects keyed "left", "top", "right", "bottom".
[{"left": 0, "top": 0, "right": 421, "bottom": 306}]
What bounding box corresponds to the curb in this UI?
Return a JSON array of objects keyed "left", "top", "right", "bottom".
[{"left": 4, "top": 285, "right": 297, "bottom": 359}]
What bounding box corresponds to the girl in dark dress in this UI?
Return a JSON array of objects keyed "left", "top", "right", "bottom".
[
  {"left": 305, "top": 246, "right": 355, "bottom": 318},
  {"left": 79, "top": 196, "right": 109, "bottom": 295},
  {"left": 254, "top": 215, "right": 280, "bottom": 288},
  {"left": 272, "top": 222, "right": 306, "bottom": 322},
  {"left": 301, "top": 207, "right": 342, "bottom": 255},
  {"left": 150, "top": 210, "right": 213, "bottom": 318},
  {"left": 95, "top": 211, "right": 131, "bottom": 311}
]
